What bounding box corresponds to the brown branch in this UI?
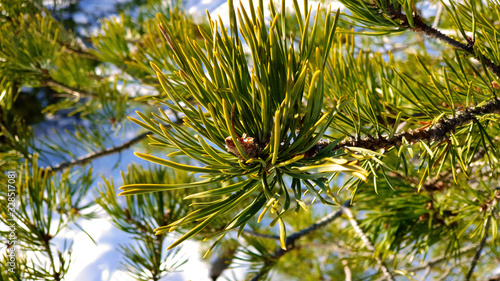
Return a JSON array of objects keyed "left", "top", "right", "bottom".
[
  {"left": 332, "top": 97, "right": 500, "bottom": 151},
  {"left": 48, "top": 132, "right": 151, "bottom": 173},
  {"left": 384, "top": 4, "right": 500, "bottom": 78},
  {"left": 410, "top": 15, "right": 473, "bottom": 52}
]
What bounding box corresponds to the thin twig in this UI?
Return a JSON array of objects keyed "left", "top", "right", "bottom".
[
  {"left": 281, "top": 200, "right": 351, "bottom": 253},
  {"left": 26, "top": 0, "right": 98, "bottom": 60},
  {"left": 48, "top": 110, "right": 187, "bottom": 173},
  {"left": 45, "top": 77, "right": 155, "bottom": 105},
  {"left": 249, "top": 200, "right": 351, "bottom": 281},
  {"left": 432, "top": 3, "right": 443, "bottom": 29},
  {"left": 59, "top": 40, "right": 99, "bottom": 60},
  {"left": 26, "top": 0, "right": 44, "bottom": 12},
  {"left": 423, "top": 266, "right": 431, "bottom": 280},
  {"left": 45, "top": 79, "right": 98, "bottom": 99},
  {"left": 384, "top": 4, "right": 500, "bottom": 78},
  {"left": 42, "top": 235, "right": 61, "bottom": 281},
  {"left": 342, "top": 259, "right": 352, "bottom": 281},
  {"left": 405, "top": 242, "right": 480, "bottom": 273},
  {"left": 372, "top": 243, "right": 484, "bottom": 281},
  {"left": 465, "top": 217, "right": 491, "bottom": 280},
  {"left": 341, "top": 205, "right": 394, "bottom": 281},
  {"left": 298, "top": 241, "right": 358, "bottom": 256},
  {"left": 48, "top": 132, "right": 151, "bottom": 172},
  {"left": 435, "top": 266, "right": 453, "bottom": 281},
  {"left": 241, "top": 230, "right": 280, "bottom": 240}
]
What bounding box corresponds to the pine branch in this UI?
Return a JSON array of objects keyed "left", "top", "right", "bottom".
[
  {"left": 45, "top": 77, "right": 154, "bottom": 105},
  {"left": 41, "top": 234, "right": 61, "bottom": 281},
  {"left": 341, "top": 206, "right": 394, "bottom": 281},
  {"left": 25, "top": 0, "right": 44, "bottom": 12},
  {"left": 465, "top": 216, "right": 491, "bottom": 280},
  {"left": 29, "top": 21, "right": 99, "bottom": 61},
  {"left": 299, "top": 241, "right": 358, "bottom": 256},
  {"left": 241, "top": 230, "right": 280, "bottom": 240},
  {"left": 48, "top": 132, "right": 151, "bottom": 172},
  {"left": 404, "top": 242, "right": 480, "bottom": 273},
  {"left": 384, "top": 4, "right": 500, "bottom": 78},
  {"left": 332, "top": 97, "right": 500, "bottom": 151},
  {"left": 48, "top": 110, "right": 188, "bottom": 173},
  {"left": 436, "top": 266, "right": 454, "bottom": 281},
  {"left": 282, "top": 200, "right": 351, "bottom": 254},
  {"left": 251, "top": 200, "right": 351, "bottom": 281},
  {"left": 20, "top": 0, "right": 97, "bottom": 61},
  {"left": 44, "top": 78, "right": 99, "bottom": 99},
  {"left": 59, "top": 40, "right": 98, "bottom": 61},
  {"left": 249, "top": 200, "right": 350, "bottom": 281},
  {"left": 431, "top": 3, "right": 443, "bottom": 29}
]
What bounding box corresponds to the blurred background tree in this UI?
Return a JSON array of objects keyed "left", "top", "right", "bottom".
[{"left": 0, "top": 0, "right": 499, "bottom": 280}]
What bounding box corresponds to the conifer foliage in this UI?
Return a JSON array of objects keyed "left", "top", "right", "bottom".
[{"left": 0, "top": 0, "right": 499, "bottom": 280}]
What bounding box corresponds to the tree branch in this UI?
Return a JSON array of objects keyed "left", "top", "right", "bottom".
[
  {"left": 249, "top": 200, "right": 351, "bottom": 281},
  {"left": 241, "top": 229, "right": 280, "bottom": 240},
  {"left": 384, "top": 4, "right": 500, "bottom": 78},
  {"left": 59, "top": 40, "right": 99, "bottom": 60},
  {"left": 281, "top": 200, "right": 351, "bottom": 254},
  {"left": 47, "top": 109, "right": 187, "bottom": 173},
  {"left": 431, "top": 3, "right": 443, "bottom": 29},
  {"left": 341, "top": 206, "right": 394, "bottom": 281},
  {"left": 24, "top": 0, "right": 98, "bottom": 61},
  {"left": 48, "top": 132, "right": 151, "bottom": 173},
  {"left": 342, "top": 259, "right": 352, "bottom": 281},
  {"left": 45, "top": 77, "right": 156, "bottom": 105},
  {"left": 299, "top": 240, "right": 361, "bottom": 255},
  {"left": 332, "top": 97, "right": 500, "bottom": 151},
  {"left": 45, "top": 78, "right": 99, "bottom": 99},
  {"left": 410, "top": 15, "right": 473, "bottom": 52},
  {"left": 404, "top": 243, "right": 480, "bottom": 273},
  {"left": 41, "top": 234, "right": 61, "bottom": 281},
  {"left": 465, "top": 217, "right": 491, "bottom": 280}
]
